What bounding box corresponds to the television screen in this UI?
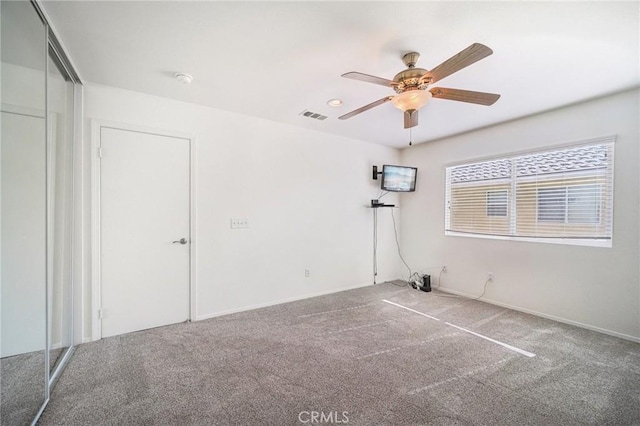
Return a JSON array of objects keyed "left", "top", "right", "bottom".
[{"left": 381, "top": 165, "right": 417, "bottom": 192}]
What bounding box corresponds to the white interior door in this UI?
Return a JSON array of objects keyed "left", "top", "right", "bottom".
[{"left": 100, "top": 126, "right": 190, "bottom": 338}]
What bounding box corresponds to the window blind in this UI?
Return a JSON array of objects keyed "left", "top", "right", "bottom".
[{"left": 445, "top": 138, "right": 615, "bottom": 246}]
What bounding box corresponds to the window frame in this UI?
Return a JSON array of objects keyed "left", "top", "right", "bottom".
[
  {"left": 486, "top": 190, "right": 508, "bottom": 217},
  {"left": 536, "top": 184, "right": 602, "bottom": 225},
  {"left": 444, "top": 137, "right": 615, "bottom": 248},
  {"left": 536, "top": 186, "right": 569, "bottom": 223}
]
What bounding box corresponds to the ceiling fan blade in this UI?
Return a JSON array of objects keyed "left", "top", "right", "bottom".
[
  {"left": 430, "top": 87, "right": 500, "bottom": 105},
  {"left": 342, "top": 72, "right": 395, "bottom": 87},
  {"left": 404, "top": 110, "right": 419, "bottom": 129},
  {"left": 339, "top": 96, "right": 394, "bottom": 120},
  {"left": 424, "top": 43, "right": 493, "bottom": 84}
]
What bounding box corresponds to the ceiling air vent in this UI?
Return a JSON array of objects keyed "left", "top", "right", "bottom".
[{"left": 299, "top": 110, "right": 328, "bottom": 121}]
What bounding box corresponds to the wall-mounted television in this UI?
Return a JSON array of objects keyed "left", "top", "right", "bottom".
[{"left": 381, "top": 165, "right": 417, "bottom": 192}]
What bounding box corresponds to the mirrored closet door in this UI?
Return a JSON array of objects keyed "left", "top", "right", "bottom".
[
  {"left": 1, "top": 1, "right": 48, "bottom": 424},
  {"left": 1, "top": 1, "right": 80, "bottom": 424},
  {"left": 47, "top": 48, "right": 75, "bottom": 380}
]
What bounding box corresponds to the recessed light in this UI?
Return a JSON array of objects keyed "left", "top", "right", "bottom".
[
  {"left": 327, "top": 98, "right": 343, "bottom": 107},
  {"left": 175, "top": 73, "right": 193, "bottom": 85}
]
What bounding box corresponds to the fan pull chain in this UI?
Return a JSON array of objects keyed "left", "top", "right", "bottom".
[{"left": 409, "top": 127, "right": 412, "bottom": 146}]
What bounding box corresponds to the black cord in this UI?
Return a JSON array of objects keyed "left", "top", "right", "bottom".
[
  {"left": 429, "top": 267, "right": 464, "bottom": 298},
  {"left": 390, "top": 208, "right": 412, "bottom": 284},
  {"left": 407, "top": 266, "right": 489, "bottom": 300},
  {"left": 435, "top": 268, "right": 443, "bottom": 288},
  {"left": 470, "top": 279, "right": 491, "bottom": 300}
]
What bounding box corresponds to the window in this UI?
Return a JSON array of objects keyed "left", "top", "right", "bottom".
[
  {"left": 537, "top": 185, "right": 601, "bottom": 224},
  {"left": 487, "top": 190, "right": 508, "bottom": 217},
  {"left": 445, "top": 138, "right": 615, "bottom": 247},
  {"left": 537, "top": 187, "right": 567, "bottom": 222}
]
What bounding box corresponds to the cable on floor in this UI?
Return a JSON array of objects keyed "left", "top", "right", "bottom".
[{"left": 469, "top": 278, "right": 491, "bottom": 300}]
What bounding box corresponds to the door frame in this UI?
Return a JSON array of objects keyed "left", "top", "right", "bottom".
[{"left": 90, "top": 120, "right": 197, "bottom": 341}]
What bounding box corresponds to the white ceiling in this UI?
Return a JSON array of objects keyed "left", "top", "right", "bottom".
[{"left": 42, "top": 1, "right": 639, "bottom": 148}]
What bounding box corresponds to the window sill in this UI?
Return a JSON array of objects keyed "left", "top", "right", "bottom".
[{"left": 444, "top": 231, "right": 612, "bottom": 248}]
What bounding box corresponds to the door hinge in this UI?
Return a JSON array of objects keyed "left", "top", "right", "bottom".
[
  {"left": 98, "top": 308, "right": 104, "bottom": 319},
  {"left": 98, "top": 147, "right": 103, "bottom": 158}
]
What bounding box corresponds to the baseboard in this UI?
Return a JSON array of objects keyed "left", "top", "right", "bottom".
[
  {"left": 435, "top": 285, "right": 640, "bottom": 343},
  {"left": 375, "top": 276, "right": 401, "bottom": 285},
  {"left": 80, "top": 280, "right": 397, "bottom": 340},
  {"left": 195, "top": 280, "right": 379, "bottom": 321}
]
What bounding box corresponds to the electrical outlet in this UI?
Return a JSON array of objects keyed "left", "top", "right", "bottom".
[
  {"left": 305, "top": 268, "right": 310, "bottom": 278},
  {"left": 230, "top": 218, "right": 249, "bottom": 229},
  {"left": 488, "top": 272, "right": 494, "bottom": 281}
]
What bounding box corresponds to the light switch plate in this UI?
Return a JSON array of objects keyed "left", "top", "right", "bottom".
[{"left": 231, "top": 218, "right": 249, "bottom": 229}]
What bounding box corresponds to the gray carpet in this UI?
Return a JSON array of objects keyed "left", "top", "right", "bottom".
[
  {"left": 1, "top": 350, "right": 46, "bottom": 426},
  {"left": 39, "top": 283, "right": 640, "bottom": 425}
]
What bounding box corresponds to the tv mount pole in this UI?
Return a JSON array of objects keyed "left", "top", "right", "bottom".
[{"left": 373, "top": 207, "right": 378, "bottom": 284}]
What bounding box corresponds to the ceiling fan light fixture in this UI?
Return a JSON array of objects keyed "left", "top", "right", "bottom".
[
  {"left": 391, "top": 89, "right": 432, "bottom": 112},
  {"left": 339, "top": 44, "right": 498, "bottom": 128}
]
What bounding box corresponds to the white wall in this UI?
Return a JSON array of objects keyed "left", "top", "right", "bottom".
[
  {"left": 81, "top": 83, "right": 402, "bottom": 340},
  {"left": 400, "top": 88, "right": 640, "bottom": 341}
]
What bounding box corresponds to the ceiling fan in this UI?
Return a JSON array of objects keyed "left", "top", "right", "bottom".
[{"left": 339, "top": 43, "right": 500, "bottom": 129}]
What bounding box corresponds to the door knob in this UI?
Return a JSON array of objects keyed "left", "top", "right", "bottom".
[{"left": 172, "top": 238, "right": 188, "bottom": 245}]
